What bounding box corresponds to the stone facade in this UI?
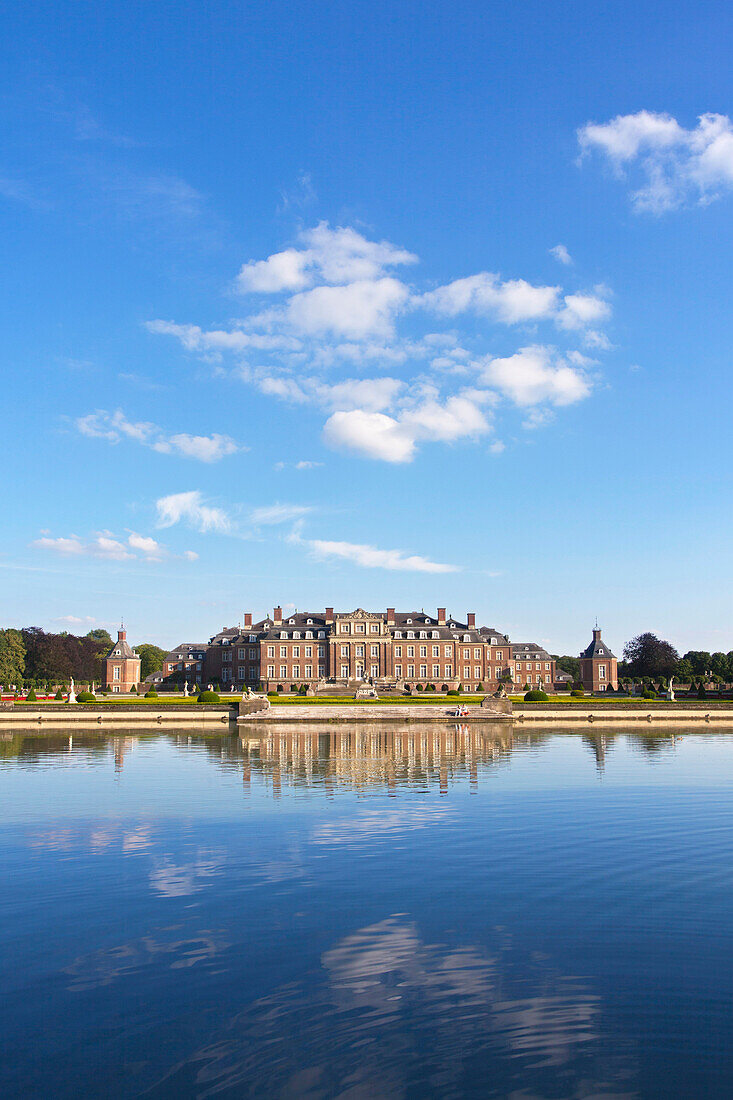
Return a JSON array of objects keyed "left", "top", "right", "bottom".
[
  {"left": 579, "top": 627, "right": 618, "bottom": 692},
  {"left": 104, "top": 629, "right": 141, "bottom": 693}
]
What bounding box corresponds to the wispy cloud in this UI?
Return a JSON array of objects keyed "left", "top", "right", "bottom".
[
  {"left": 550, "top": 244, "right": 572, "bottom": 265},
  {"left": 76, "top": 409, "right": 240, "bottom": 463},
  {"left": 304, "top": 537, "right": 458, "bottom": 573},
  {"left": 33, "top": 531, "right": 170, "bottom": 562},
  {"left": 155, "top": 490, "right": 231, "bottom": 533},
  {"left": 250, "top": 503, "right": 313, "bottom": 526}
]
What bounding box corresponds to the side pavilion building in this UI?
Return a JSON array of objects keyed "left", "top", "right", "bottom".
[{"left": 104, "top": 627, "right": 141, "bottom": 693}]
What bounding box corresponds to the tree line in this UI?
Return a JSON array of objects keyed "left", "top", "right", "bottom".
[{"left": 0, "top": 627, "right": 166, "bottom": 689}]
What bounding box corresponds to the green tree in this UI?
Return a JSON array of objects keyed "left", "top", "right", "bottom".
[
  {"left": 136, "top": 643, "right": 167, "bottom": 680},
  {"left": 0, "top": 628, "right": 26, "bottom": 687},
  {"left": 675, "top": 658, "right": 694, "bottom": 683},
  {"left": 552, "top": 655, "right": 580, "bottom": 680},
  {"left": 623, "top": 633, "right": 679, "bottom": 679},
  {"left": 683, "top": 651, "right": 712, "bottom": 677},
  {"left": 711, "top": 652, "right": 729, "bottom": 680},
  {"left": 86, "top": 628, "right": 113, "bottom": 660}
]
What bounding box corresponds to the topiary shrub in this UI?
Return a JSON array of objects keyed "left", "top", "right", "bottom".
[
  {"left": 476, "top": 683, "right": 483, "bottom": 692},
  {"left": 641, "top": 688, "right": 657, "bottom": 699},
  {"left": 298, "top": 684, "right": 308, "bottom": 695},
  {"left": 77, "top": 691, "right": 96, "bottom": 703},
  {"left": 144, "top": 689, "right": 158, "bottom": 698},
  {"left": 426, "top": 683, "right": 435, "bottom": 692},
  {"left": 571, "top": 689, "right": 585, "bottom": 698},
  {"left": 446, "top": 689, "right": 460, "bottom": 697},
  {"left": 524, "top": 689, "right": 549, "bottom": 701},
  {"left": 26, "top": 688, "right": 38, "bottom": 701},
  {"left": 130, "top": 684, "right": 137, "bottom": 694},
  {"left": 416, "top": 683, "right": 424, "bottom": 691},
  {"left": 404, "top": 684, "right": 412, "bottom": 694},
  {"left": 290, "top": 683, "right": 299, "bottom": 692},
  {"left": 54, "top": 689, "right": 63, "bottom": 701},
  {"left": 697, "top": 682, "right": 707, "bottom": 699},
  {"left": 276, "top": 684, "right": 283, "bottom": 692},
  {"left": 457, "top": 683, "right": 463, "bottom": 694},
  {"left": 441, "top": 684, "right": 449, "bottom": 692},
  {"left": 197, "top": 690, "right": 221, "bottom": 703}
]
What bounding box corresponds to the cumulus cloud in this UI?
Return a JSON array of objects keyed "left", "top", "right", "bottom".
[
  {"left": 156, "top": 490, "right": 231, "bottom": 533},
  {"left": 236, "top": 221, "right": 417, "bottom": 293},
  {"left": 578, "top": 110, "right": 733, "bottom": 212},
  {"left": 420, "top": 273, "right": 561, "bottom": 323},
  {"left": 76, "top": 409, "right": 240, "bottom": 463},
  {"left": 305, "top": 537, "right": 458, "bottom": 573},
  {"left": 148, "top": 222, "right": 611, "bottom": 462},
  {"left": 33, "top": 531, "right": 168, "bottom": 562},
  {"left": 481, "top": 345, "right": 591, "bottom": 408}
]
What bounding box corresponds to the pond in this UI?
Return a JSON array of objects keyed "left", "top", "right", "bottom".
[{"left": 2, "top": 724, "right": 733, "bottom": 1098}]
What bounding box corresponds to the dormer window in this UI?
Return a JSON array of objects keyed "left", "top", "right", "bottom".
[
  {"left": 431, "top": 631, "right": 439, "bottom": 638},
  {"left": 406, "top": 618, "right": 412, "bottom": 624},
  {"left": 280, "top": 631, "right": 287, "bottom": 639},
  {"left": 420, "top": 631, "right": 427, "bottom": 639},
  {"left": 424, "top": 618, "right": 430, "bottom": 624},
  {"left": 407, "top": 631, "right": 415, "bottom": 639},
  {"left": 292, "top": 631, "right": 301, "bottom": 639},
  {"left": 318, "top": 630, "right": 325, "bottom": 638},
  {"left": 305, "top": 631, "right": 313, "bottom": 639},
  {"left": 463, "top": 634, "right": 470, "bottom": 642},
  {"left": 449, "top": 622, "right": 455, "bottom": 628},
  {"left": 289, "top": 618, "right": 295, "bottom": 625},
  {"left": 306, "top": 618, "right": 313, "bottom": 624}
]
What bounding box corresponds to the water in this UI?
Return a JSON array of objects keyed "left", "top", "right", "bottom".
[{"left": 2, "top": 724, "right": 733, "bottom": 1098}]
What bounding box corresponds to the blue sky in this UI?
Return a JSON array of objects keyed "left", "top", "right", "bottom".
[{"left": 2, "top": 0, "right": 732, "bottom": 653}]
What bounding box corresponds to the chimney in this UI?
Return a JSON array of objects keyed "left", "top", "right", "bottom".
[
  {"left": 387, "top": 607, "right": 395, "bottom": 625},
  {"left": 118, "top": 628, "right": 126, "bottom": 642},
  {"left": 593, "top": 627, "right": 601, "bottom": 641},
  {"left": 274, "top": 606, "right": 282, "bottom": 625},
  {"left": 437, "top": 607, "right": 446, "bottom": 625},
  {"left": 325, "top": 606, "right": 334, "bottom": 623},
  {"left": 467, "top": 612, "right": 476, "bottom": 628},
  {"left": 244, "top": 612, "right": 252, "bottom": 628}
]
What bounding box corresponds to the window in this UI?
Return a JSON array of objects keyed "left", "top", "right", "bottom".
[
  {"left": 445, "top": 665, "right": 452, "bottom": 677},
  {"left": 305, "top": 645, "right": 312, "bottom": 657},
  {"left": 496, "top": 650, "right": 502, "bottom": 661},
  {"left": 475, "top": 666, "right": 481, "bottom": 679},
  {"left": 545, "top": 662, "right": 550, "bottom": 670},
  {"left": 280, "top": 665, "right": 287, "bottom": 678},
  {"left": 371, "top": 623, "right": 379, "bottom": 633},
  {"left": 395, "top": 645, "right": 402, "bottom": 657},
  {"left": 394, "top": 631, "right": 401, "bottom": 639},
  {"left": 222, "top": 650, "right": 232, "bottom": 662},
  {"left": 464, "top": 666, "right": 470, "bottom": 678},
  {"left": 420, "top": 631, "right": 427, "bottom": 639},
  {"left": 267, "top": 646, "right": 275, "bottom": 659},
  {"left": 463, "top": 634, "right": 470, "bottom": 642},
  {"left": 318, "top": 645, "right": 325, "bottom": 657},
  {"left": 304, "top": 665, "right": 313, "bottom": 680},
  {"left": 113, "top": 666, "right": 120, "bottom": 680},
  {"left": 222, "top": 669, "right": 231, "bottom": 682},
  {"left": 355, "top": 645, "right": 364, "bottom": 657},
  {"left": 474, "top": 648, "right": 481, "bottom": 659},
  {"left": 305, "top": 631, "right": 313, "bottom": 639},
  {"left": 420, "top": 664, "right": 427, "bottom": 677},
  {"left": 289, "top": 618, "right": 295, "bottom": 625},
  {"left": 267, "top": 665, "right": 275, "bottom": 678},
  {"left": 238, "top": 648, "right": 245, "bottom": 659},
  {"left": 341, "top": 623, "right": 350, "bottom": 633},
  {"left": 407, "top": 645, "right": 415, "bottom": 658},
  {"left": 280, "top": 631, "right": 287, "bottom": 639},
  {"left": 395, "top": 664, "right": 402, "bottom": 678},
  {"left": 292, "top": 646, "right": 300, "bottom": 658},
  {"left": 371, "top": 645, "right": 379, "bottom": 656},
  {"left": 307, "top": 618, "right": 313, "bottom": 624},
  {"left": 238, "top": 666, "right": 245, "bottom": 679},
  {"left": 599, "top": 665, "right": 606, "bottom": 679},
  {"left": 495, "top": 666, "right": 502, "bottom": 677},
  {"left": 292, "top": 665, "right": 300, "bottom": 679},
  {"left": 371, "top": 664, "right": 378, "bottom": 677},
  {"left": 249, "top": 635, "right": 257, "bottom": 643},
  {"left": 341, "top": 645, "right": 349, "bottom": 657},
  {"left": 406, "top": 618, "right": 412, "bottom": 624},
  {"left": 318, "top": 631, "right": 325, "bottom": 639},
  {"left": 249, "top": 648, "right": 257, "bottom": 659},
  {"left": 432, "top": 630, "right": 439, "bottom": 639},
  {"left": 113, "top": 684, "right": 120, "bottom": 693},
  {"left": 419, "top": 646, "right": 427, "bottom": 658},
  {"left": 432, "top": 645, "right": 439, "bottom": 657},
  {"left": 444, "top": 645, "right": 452, "bottom": 656},
  {"left": 408, "top": 664, "right": 415, "bottom": 677},
  {"left": 407, "top": 631, "right": 415, "bottom": 639},
  {"left": 463, "top": 648, "right": 470, "bottom": 659},
  {"left": 248, "top": 668, "right": 257, "bottom": 680},
  {"left": 355, "top": 623, "right": 365, "bottom": 633},
  {"left": 292, "top": 631, "right": 300, "bottom": 640},
  {"left": 433, "top": 664, "right": 440, "bottom": 678},
  {"left": 280, "top": 646, "right": 287, "bottom": 658},
  {"left": 318, "top": 665, "right": 325, "bottom": 678},
  {"left": 341, "top": 665, "right": 349, "bottom": 678}
]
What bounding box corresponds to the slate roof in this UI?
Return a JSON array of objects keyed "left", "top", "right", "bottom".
[
  {"left": 106, "top": 636, "right": 139, "bottom": 660},
  {"left": 580, "top": 630, "right": 616, "bottom": 660},
  {"left": 165, "top": 643, "right": 208, "bottom": 662},
  {"left": 512, "top": 642, "right": 552, "bottom": 660}
]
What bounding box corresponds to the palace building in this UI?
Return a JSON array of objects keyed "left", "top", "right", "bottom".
[
  {"left": 579, "top": 627, "right": 618, "bottom": 692},
  {"left": 192, "top": 606, "right": 554, "bottom": 694}
]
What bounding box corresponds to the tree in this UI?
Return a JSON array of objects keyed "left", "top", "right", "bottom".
[
  {"left": 86, "top": 628, "right": 113, "bottom": 660},
  {"left": 136, "top": 643, "right": 167, "bottom": 681},
  {"left": 683, "top": 651, "right": 712, "bottom": 677},
  {"left": 552, "top": 655, "right": 580, "bottom": 680},
  {"left": 0, "top": 628, "right": 25, "bottom": 686},
  {"left": 675, "top": 658, "right": 694, "bottom": 683},
  {"left": 623, "top": 633, "right": 679, "bottom": 679},
  {"left": 711, "top": 652, "right": 729, "bottom": 681}
]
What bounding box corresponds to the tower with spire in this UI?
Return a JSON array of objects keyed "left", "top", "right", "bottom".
[
  {"left": 104, "top": 624, "right": 142, "bottom": 693},
  {"left": 578, "top": 626, "right": 618, "bottom": 693}
]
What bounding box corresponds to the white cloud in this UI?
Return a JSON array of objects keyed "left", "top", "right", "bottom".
[
  {"left": 295, "top": 460, "right": 323, "bottom": 470},
  {"left": 550, "top": 244, "right": 572, "bottom": 265},
  {"left": 250, "top": 503, "right": 312, "bottom": 526},
  {"left": 145, "top": 320, "right": 299, "bottom": 354},
  {"left": 421, "top": 273, "right": 560, "bottom": 324},
  {"left": 32, "top": 531, "right": 167, "bottom": 562},
  {"left": 256, "top": 374, "right": 404, "bottom": 413},
  {"left": 481, "top": 345, "right": 591, "bottom": 407},
  {"left": 76, "top": 409, "right": 240, "bottom": 463},
  {"left": 579, "top": 110, "right": 733, "bottom": 212},
  {"left": 489, "top": 440, "right": 506, "bottom": 455},
  {"left": 283, "top": 277, "right": 410, "bottom": 339},
  {"left": 235, "top": 221, "right": 417, "bottom": 293},
  {"left": 322, "top": 390, "right": 491, "bottom": 463},
  {"left": 156, "top": 491, "right": 231, "bottom": 533},
  {"left": 306, "top": 537, "right": 458, "bottom": 573},
  {"left": 184, "top": 550, "right": 199, "bottom": 561},
  {"left": 556, "top": 292, "right": 612, "bottom": 331},
  {"left": 323, "top": 410, "right": 415, "bottom": 463}
]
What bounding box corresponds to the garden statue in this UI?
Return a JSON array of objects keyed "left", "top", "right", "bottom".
[
  {"left": 68, "top": 678, "right": 76, "bottom": 704},
  {"left": 183, "top": 681, "right": 189, "bottom": 697},
  {"left": 666, "top": 676, "right": 675, "bottom": 701}
]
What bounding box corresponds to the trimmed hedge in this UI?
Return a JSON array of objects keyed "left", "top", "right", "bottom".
[
  {"left": 26, "top": 688, "right": 38, "bottom": 701},
  {"left": 197, "top": 690, "right": 220, "bottom": 703},
  {"left": 144, "top": 689, "right": 159, "bottom": 698},
  {"left": 76, "top": 691, "right": 96, "bottom": 703},
  {"left": 524, "top": 689, "right": 549, "bottom": 701},
  {"left": 571, "top": 689, "right": 585, "bottom": 698}
]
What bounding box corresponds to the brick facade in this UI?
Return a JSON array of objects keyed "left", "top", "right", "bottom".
[
  {"left": 579, "top": 627, "right": 618, "bottom": 692},
  {"left": 104, "top": 629, "right": 142, "bottom": 693}
]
